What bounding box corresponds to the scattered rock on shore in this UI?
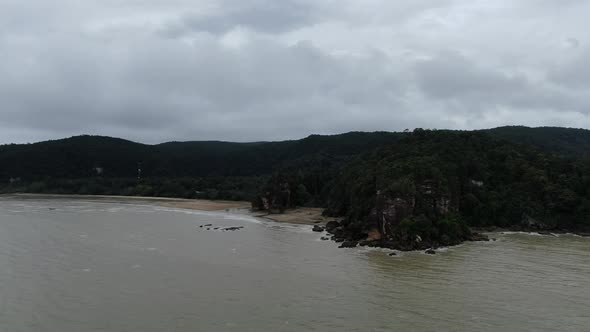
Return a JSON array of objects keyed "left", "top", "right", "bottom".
[
  {"left": 425, "top": 248, "right": 436, "bottom": 255},
  {"left": 312, "top": 225, "right": 325, "bottom": 232},
  {"left": 339, "top": 241, "right": 358, "bottom": 248},
  {"left": 324, "top": 220, "right": 340, "bottom": 233},
  {"left": 388, "top": 252, "right": 397, "bottom": 256},
  {"left": 358, "top": 240, "right": 381, "bottom": 247},
  {"left": 331, "top": 236, "right": 345, "bottom": 243},
  {"left": 321, "top": 237, "right": 330, "bottom": 241}
]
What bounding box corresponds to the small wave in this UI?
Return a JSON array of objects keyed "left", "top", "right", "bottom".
[
  {"left": 554, "top": 233, "right": 587, "bottom": 238},
  {"left": 152, "top": 206, "right": 223, "bottom": 218},
  {"left": 223, "top": 214, "right": 263, "bottom": 224},
  {"left": 269, "top": 223, "right": 315, "bottom": 233},
  {"left": 500, "top": 231, "right": 544, "bottom": 236},
  {"left": 354, "top": 245, "right": 399, "bottom": 255}
]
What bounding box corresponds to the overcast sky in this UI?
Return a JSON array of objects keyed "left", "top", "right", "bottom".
[{"left": 1, "top": 0, "right": 589, "bottom": 143}]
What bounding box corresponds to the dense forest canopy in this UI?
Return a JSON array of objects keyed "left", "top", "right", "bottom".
[
  {"left": 1, "top": 126, "right": 590, "bottom": 239},
  {"left": 0, "top": 131, "right": 402, "bottom": 200},
  {"left": 322, "top": 129, "right": 590, "bottom": 248}
]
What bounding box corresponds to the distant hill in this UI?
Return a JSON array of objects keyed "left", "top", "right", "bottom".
[
  {"left": 0, "top": 131, "right": 402, "bottom": 180},
  {"left": 0, "top": 131, "right": 402, "bottom": 200},
  {"left": 485, "top": 126, "right": 590, "bottom": 158},
  {"left": 1, "top": 126, "right": 590, "bottom": 203}
]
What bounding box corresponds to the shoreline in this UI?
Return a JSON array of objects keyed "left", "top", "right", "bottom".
[
  {"left": 1, "top": 193, "right": 330, "bottom": 225},
  {"left": 472, "top": 226, "right": 590, "bottom": 238},
  {"left": 252, "top": 208, "right": 340, "bottom": 225},
  {"left": 6, "top": 193, "right": 585, "bottom": 240},
  {"left": 1, "top": 193, "right": 251, "bottom": 212}
]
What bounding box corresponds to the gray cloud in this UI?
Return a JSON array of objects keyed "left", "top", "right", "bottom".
[
  {"left": 413, "top": 52, "right": 590, "bottom": 115},
  {"left": 549, "top": 48, "right": 590, "bottom": 89},
  {"left": 0, "top": 0, "right": 589, "bottom": 144},
  {"left": 160, "top": 0, "right": 317, "bottom": 37},
  {"left": 413, "top": 52, "right": 527, "bottom": 100}
]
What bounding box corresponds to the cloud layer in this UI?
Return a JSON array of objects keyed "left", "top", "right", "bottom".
[{"left": 0, "top": 0, "right": 589, "bottom": 143}]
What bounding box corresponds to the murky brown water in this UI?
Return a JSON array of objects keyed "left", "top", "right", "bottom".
[{"left": 1, "top": 198, "right": 589, "bottom": 331}]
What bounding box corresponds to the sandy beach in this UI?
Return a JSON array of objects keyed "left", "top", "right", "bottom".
[
  {"left": 253, "top": 208, "right": 337, "bottom": 225},
  {"left": 3, "top": 193, "right": 251, "bottom": 211},
  {"left": 2, "top": 193, "right": 332, "bottom": 225}
]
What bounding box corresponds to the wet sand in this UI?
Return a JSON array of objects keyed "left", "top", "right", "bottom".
[
  {"left": 253, "top": 208, "right": 337, "bottom": 225},
  {"left": 3, "top": 193, "right": 251, "bottom": 211},
  {"left": 3, "top": 194, "right": 332, "bottom": 224}
]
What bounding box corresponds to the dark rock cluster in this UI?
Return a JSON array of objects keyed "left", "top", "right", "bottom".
[{"left": 199, "top": 225, "right": 244, "bottom": 232}]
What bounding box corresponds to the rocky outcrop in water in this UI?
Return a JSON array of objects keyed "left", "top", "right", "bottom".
[
  {"left": 326, "top": 179, "right": 488, "bottom": 251},
  {"left": 223, "top": 226, "right": 244, "bottom": 231}
]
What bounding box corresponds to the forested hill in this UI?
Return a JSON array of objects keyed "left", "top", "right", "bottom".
[
  {"left": 485, "top": 126, "right": 590, "bottom": 158},
  {"left": 1, "top": 126, "right": 590, "bottom": 204},
  {"left": 0, "top": 131, "right": 402, "bottom": 199},
  {"left": 0, "top": 131, "right": 402, "bottom": 179},
  {"left": 318, "top": 129, "right": 590, "bottom": 250}
]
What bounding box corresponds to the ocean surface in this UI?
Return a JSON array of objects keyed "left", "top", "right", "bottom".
[{"left": 0, "top": 197, "right": 589, "bottom": 331}]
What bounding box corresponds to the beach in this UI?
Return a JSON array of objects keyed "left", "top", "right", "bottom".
[{"left": 2, "top": 193, "right": 331, "bottom": 225}]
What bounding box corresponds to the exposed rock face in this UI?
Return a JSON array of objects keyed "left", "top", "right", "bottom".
[
  {"left": 323, "top": 179, "right": 493, "bottom": 251},
  {"left": 368, "top": 194, "right": 414, "bottom": 239},
  {"left": 252, "top": 182, "right": 292, "bottom": 213},
  {"left": 366, "top": 181, "right": 457, "bottom": 242},
  {"left": 436, "top": 197, "right": 452, "bottom": 215},
  {"left": 261, "top": 197, "right": 270, "bottom": 210},
  {"left": 327, "top": 179, "right": 493, "bottom": 251},
  {"left": 521, "top": 214, "right": 551, "bottom": 231},
  {"left": 366, "top": 228, "right": 382, "bottom": 241}
]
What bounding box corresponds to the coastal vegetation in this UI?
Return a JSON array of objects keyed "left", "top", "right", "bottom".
[
  {"left": 321, "top": 129, "right": 590, "bottom": 249},
  {"left": 2, "top": 126, "right": 590, "bottom": 249}
]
